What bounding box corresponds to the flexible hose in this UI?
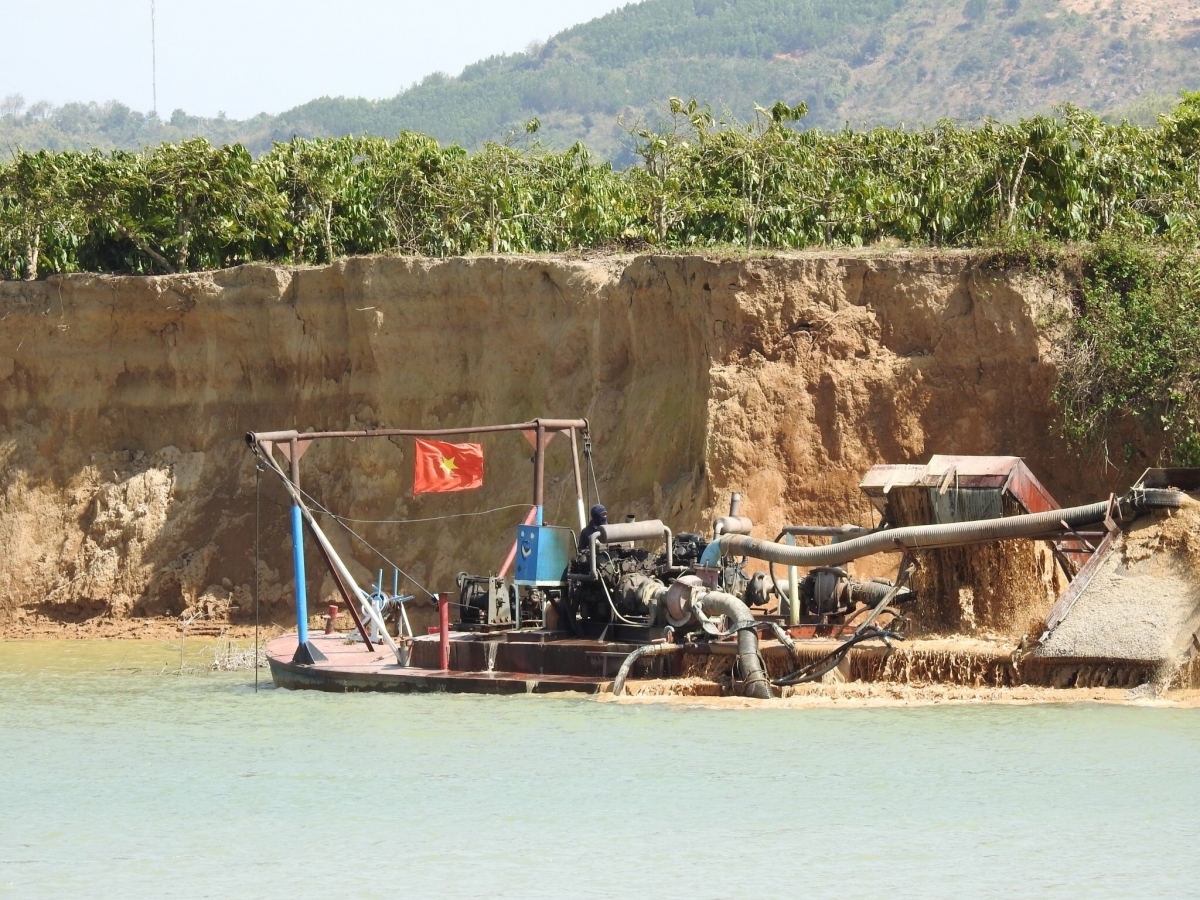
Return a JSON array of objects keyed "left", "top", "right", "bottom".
[
  {"left": 768, "top": 621, "right": 799, "bottom": 657},
  {"left": 773, "top": 626, "right": 904, "bottom": 687},
  {"left": 611, "top": 643, "right": 681, "bottom": 696},
  {"left": 719, "top": 490, "right": 1189, "bottom": 568},
  {"left": 696, "top": 590, "right": 773, "bottom": 699},
  {"left": 848, "top": 579, "right": 914, "bottom": 606}
]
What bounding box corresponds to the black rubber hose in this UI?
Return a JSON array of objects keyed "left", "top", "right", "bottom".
[
  {"left": 773, "top": 626, "right": 903, "bottom": 687},
  {"left": 720, "top": 490, "right": 1189, "bottom": 568},
  {"left": 848, "top": 579, "right": 914, "bottom": 607},
  {"left": 611, "top": 643, "right": 681, "bottom": 696},
  {"left": 697, "top": 590, "right": 773, "bottom": 699}
]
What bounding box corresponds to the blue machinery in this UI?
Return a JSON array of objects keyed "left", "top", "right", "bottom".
[
  {"left": 247, "top": 419, "right": 592, "bottom": 665},
  {"left": 515, "top": 525, "right": 576, "bottom": 587}
]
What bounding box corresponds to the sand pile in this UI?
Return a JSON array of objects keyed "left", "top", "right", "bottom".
[{"left": 1036, "top": 507, "right": 1200, "bottom": 664}]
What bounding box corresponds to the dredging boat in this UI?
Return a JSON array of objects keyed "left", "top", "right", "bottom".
[{"left": 248, "top": 417, "right": 1200, "bottom": 697}]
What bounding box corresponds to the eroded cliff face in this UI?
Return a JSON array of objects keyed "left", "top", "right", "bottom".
[{"left": 0, "top": 252, "right": 1139, "bottom": 633}]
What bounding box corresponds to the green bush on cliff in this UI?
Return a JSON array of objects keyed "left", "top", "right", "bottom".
[
  {"left": 1055, "top": 240, "right": 1200, "bottom": 467},
  {"left": 4, "top": 94, "right": 1200, "bottom": 462},
  {"left": 3, "top": 94, "right": 1200, "bottom": 279}
]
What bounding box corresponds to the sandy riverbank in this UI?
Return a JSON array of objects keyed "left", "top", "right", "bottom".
[
  {"left": 0, "top": 616, "right": 284, "bottom": 642},
  {"left": 603, "top": 679, "right": 1200, "bottom": 708}
]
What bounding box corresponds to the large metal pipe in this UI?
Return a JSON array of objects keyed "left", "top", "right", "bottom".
[
  {"left": 290, "top": 504, "right": 309, "bottom": 646},
  {"left": 718, "top": 491, "right": 1189, "bottom": 568},
  {"left": 288, "top": 439, "right": 310, "bottom": 648},
  {"left": 534, "top": 421, "right": 546, "bottom": 524},
  {"left": 849, "top": 579, "right": 914, "bottom": 607},
  {"left": 598, "top": 520, "right": 670, "bottom": 544},
  {"left": 713, "top": 516, "right": 753, "bottom": 537},
  {"left": 439, "top": 592, "right": 450, "bottom": 670},
  {"left": 247, "top": 418, "right": 588, "bottom": 446},
  {"left": 569, "top": 427, "right": 586, "bottom": 531},
  {"left": 589, "top": 520, "right": 673, "bottom": 580}
]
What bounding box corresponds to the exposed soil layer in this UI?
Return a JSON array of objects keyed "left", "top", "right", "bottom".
[{"left": 0, "top": 252, "right": 1160, "bottom": 637}]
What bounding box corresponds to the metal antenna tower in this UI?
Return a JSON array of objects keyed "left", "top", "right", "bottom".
[{"left": 151, "top": 0, "right": 158, "bottom": 116}]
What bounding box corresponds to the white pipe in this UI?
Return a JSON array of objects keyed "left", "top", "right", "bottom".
[
  {"left": 786, "top": 533, "right": 800, "bottom": 627},
  {"left": 305, "top": 515, "right": 404, "bottom": 662}
]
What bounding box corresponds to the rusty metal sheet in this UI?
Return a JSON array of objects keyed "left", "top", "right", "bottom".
[
  {"left": 859, "top": 464, "right": 926, "bottom": 512},
  {"left": 920, "top": 455, "right": 1020, "bottom": 489},
  {"left": 924, "top": 455, "right": 1022, "bottom": 478},
  {"left": 1004, "top": 462, "right": 1061, "bottom": 515}
]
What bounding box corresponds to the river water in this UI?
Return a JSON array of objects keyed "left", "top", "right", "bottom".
[{"left": 1, "top": 640, "right": 1197, "bottom": 900}]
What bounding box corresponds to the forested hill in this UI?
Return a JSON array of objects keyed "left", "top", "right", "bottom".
[{"left": 4, "top": 0, "right": 1199, "bottom": 157}]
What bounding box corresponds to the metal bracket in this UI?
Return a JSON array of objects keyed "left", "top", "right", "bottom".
[
  {"left": 275, "top": 439, "right": 312, "bottom": 463},
  {"left": 1104, "top": 493, "right": 1119, "bottom": 534},
  {"left": 1059, "top": 520, "right": 1097, "bottom": 554}
]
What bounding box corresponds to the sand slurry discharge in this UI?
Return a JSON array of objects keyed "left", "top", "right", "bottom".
[{"left": 1036, "top": 506, "right": 1200, "bottom": 672}]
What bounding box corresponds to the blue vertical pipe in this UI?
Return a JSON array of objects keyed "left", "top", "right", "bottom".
[
  {"left": 535, "top": 505, "right": 544, "bottom": 526},
  {"left": 291, "top": 503, "right": 309, "bottom": 644}
]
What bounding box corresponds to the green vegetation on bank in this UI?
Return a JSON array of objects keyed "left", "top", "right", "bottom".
[
  {"left": 3, "top": 97, "right": 1199, "bottom": 275},
  {"left": 1052, "top": 241, "right": 1200, "bottom": 466},
  {"left": 3, "top": 95, "right": 1200, "bottom": 463},
  {"left": 1, "top": 0, "right": 1195, "bottom": 155}
]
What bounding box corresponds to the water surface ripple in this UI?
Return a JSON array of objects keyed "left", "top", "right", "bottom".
[{"left": 1, "top": 642, "right": 1197, "bottom": 899}]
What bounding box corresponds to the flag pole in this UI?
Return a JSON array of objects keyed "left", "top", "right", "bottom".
[{"left": 533, "top": 421, "right": 546, "bottom": 526}]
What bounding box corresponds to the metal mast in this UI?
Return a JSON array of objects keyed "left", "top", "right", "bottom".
[{"left": 151, "top": 1, "right": 158, "bottom": 116}]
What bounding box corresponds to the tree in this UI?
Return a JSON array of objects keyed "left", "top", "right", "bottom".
[
  {"left": 627, "top": 97, "right": 711, "bottom": 243},
  {"left": 262, "top": 136, "right": 367, "bottom": 263},
  {"left": 138, "top": 139, "right": 269, "bottom": 271},
  {"left": 0, "top": 150, "right": 76, "bottom": 280},
  {"left": 67, "top": 150, "right": 177, "bottom": 274},
  {"left": 0, "top": 94, "right": 25, "bottom": 118},
  {"left": 963, "top": 0, "right": 988, "bottom": 23}
]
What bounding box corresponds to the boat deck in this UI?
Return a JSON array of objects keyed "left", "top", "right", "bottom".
[
  {"left": 266, "top": 633, "right": 612, "bottom": 694},
  {"left": 266, "top": 628, "right": 1180, "bottom": 694}
]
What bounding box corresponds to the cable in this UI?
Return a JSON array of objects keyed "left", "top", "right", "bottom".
[
  {"left": 310, "top": 502, "right": 532, "bottom": 526},
  {"left": 286, "top": 474, "right": 525, "bottom": 525},
  {"left": 254, "top": 462, "right": 261, "bottom": 693},
  {"left": 584, "top": 433, "right": 601, "bottom": 507},
  {"left": 312, "top": 496, "right": 438, "bottom": 601},
  {"left": 772, "top": 625, "right": 904, "bottom": 686},
  {"left": 254, "top": 447, "right": 437, "bottom": 600}
]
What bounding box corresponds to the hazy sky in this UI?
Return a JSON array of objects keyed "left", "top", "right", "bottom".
[{"left": 1, "top": 0, "right": 629, "bottom": 119}]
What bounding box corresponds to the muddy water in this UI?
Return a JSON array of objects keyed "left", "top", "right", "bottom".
[{"left": 2, "top": 642, "right": 1198, "bottom": 900}]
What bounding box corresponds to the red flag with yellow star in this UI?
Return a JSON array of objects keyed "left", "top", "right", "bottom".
[{"left": 413, "top": 439, "right": 484, "bottom": 495}]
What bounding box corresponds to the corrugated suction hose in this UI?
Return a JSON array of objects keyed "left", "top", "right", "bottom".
[
  {"left": 610, "top": 588, "right": 772, "bottom": 699},
  {"left": 718, "top": 490, "right": 1190, "bottom": 568},
  {"left": 696, "top": 590, "right": 773, "bottom": 699}
]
